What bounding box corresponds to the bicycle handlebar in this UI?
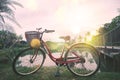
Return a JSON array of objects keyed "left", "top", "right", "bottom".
[
  {"left": 36, "top": 28, "right": 55, "bottom": 33},
  {"left": 39, "top": 28, "right": 55, "bottom": 39},
  {"left": 36, "top": 28, "right": 42, "bottom": 31},
  {"left": 45, "top": 29, "right": 55, "bottom": 33}
]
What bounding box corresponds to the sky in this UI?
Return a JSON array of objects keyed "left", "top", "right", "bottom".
[{"left": 14, "top": 0, "right": 120, "bottom": 41}]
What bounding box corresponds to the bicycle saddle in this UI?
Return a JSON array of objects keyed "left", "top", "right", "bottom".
[{"left": 59, "top": 36, "right": 70, "bottom": 41}]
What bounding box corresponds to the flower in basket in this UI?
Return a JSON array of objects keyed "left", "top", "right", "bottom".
[{"left": 30, "top": 39, "right": 40, "bottom": 48}]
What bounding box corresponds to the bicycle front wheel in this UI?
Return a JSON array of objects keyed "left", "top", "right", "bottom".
[
  {"left": 65, "top": 43, "right": 100, "bottom": 77},
  {"left": 12, "top": 47, "right": 45, "bottom": 76}
]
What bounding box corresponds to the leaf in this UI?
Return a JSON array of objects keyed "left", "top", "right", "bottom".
[
  {"left": 11, "top": 0, "right": 23, "bottom": 8},
  {"left": 3, "top": 15, "right": 22, "bottom": 28},
  {"left": 0, "top": 14, "right": 5, "bottom": 23}
]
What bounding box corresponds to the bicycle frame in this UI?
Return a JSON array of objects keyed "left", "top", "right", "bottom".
[{"left": 40, "top": 40, "right": 81, "bottom": 65}]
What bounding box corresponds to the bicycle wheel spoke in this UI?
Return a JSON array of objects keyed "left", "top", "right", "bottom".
[
  {"left": 13, "top": 48, "right": 45, "bottom": 76},
  {"left": 66, "top": 43, "right": 100, "bottom": 77}
]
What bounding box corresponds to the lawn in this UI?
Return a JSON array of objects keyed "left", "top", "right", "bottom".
[{"left": 0, "top": 62, "right": 120, "bottom": 80}]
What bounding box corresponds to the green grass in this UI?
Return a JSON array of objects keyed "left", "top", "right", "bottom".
[
  {"left": 0, "top": 48, "right": 120, "bottom": 80},
  {"left": 0, "top": 63, "right": 120, "bottom": 80}
]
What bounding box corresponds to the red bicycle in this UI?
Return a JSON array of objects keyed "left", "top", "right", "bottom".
[{"left": 12, "top": 28, "right": 100, "bottom": 77}]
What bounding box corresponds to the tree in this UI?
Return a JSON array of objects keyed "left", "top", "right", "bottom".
[
  {"left": 0, "top": 0, "right": 23, "bottom": 30},
  {"left": 84, "top": 32, "right": 90, "bottom": 42},
  {"left": 0, "top": 30, "right": 17, "bottom": 48},
  {"left": 17, "top": 35, "right": 23, "bottom": 41},
  {"left": 94, "top": 15, "right": 120, "bottom": 46},
  {"left": 117, "top": 8, "right": 120, "bottom": 14}
]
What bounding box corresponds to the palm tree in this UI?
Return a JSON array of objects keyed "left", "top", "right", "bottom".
[
  {"left": 118, "top": 8, "right": 120, "bottom": 14},
  {"left": 0, "top": 0, "right": 23, "bottom": 30}
]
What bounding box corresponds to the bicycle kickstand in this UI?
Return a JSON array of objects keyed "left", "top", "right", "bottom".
[{"left": 54, "top": 64, "right": 61, "bottom": 77}]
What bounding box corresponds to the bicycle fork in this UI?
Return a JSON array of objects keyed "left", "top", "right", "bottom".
[{"left": 30, "top": 49, "right": 38, "bottom": 63}]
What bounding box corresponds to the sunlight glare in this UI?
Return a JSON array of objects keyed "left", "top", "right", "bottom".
[
  {"left": 86, "top": 30, "right": 98, "bottom": 42},
  {"left": 26, "top": 0, "right": 38, "bottom": 11},
  {"left": 55, "top": 0, "right": 92, "bottom": 35},
  {"left": 71, "top": 26, "right": 80, "bottom": 34},
  {"left": 91, "top": 30, "right": 98, "bottom": 36},
  {"left": 86, "top": 36, "right": 92, "bottom": 41}
]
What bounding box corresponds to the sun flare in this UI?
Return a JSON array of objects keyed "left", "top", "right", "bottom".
[
  {"left": 86, "top": 30, "right": 98, "bottom": 42},
  {"left": 55, "top": 0, "right": 93, "bottom": 36},
  {"left": 71, "top": 26, "right": 80, "bottom": 34},
  {"left": 91, "top": 30, "right": 99, "bottom": 36},
  {"left": 26, "top": 0, "right": 38, "bottom": 10}
]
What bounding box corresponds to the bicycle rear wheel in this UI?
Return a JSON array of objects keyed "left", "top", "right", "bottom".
[
  {"left": 65, "top": 43, "right": 100, "bottom": 77},
  {"left": 12, "top": 47, "right": 45, "bottom": 76}
]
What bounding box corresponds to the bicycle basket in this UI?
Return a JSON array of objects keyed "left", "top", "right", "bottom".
[{"left": 25, "top": 31, "right": 40, "bottom": 43}]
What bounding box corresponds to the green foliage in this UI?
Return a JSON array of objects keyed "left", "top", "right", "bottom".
[
  {"left": 0, "top": 0, "right": 23, "bottom": 29},
  {"left": 0, "top": 30, "right": 26, "bottom": 61},
  {"left": 92, "top": 15, "right": 120, "bottom": 46},
  {"left": 0, "top": 44, "right": 28, "bottom": 62},
  {"left": 90, "top": 35, "right": 104, "bottom": 46},
  {"left": 98, "top": 26, "right": 109, "bottom": 34},
  {"left": 98, "top": 15, "right": 120, "bottom": 34},
  {"left": 0, "top": 30, "right": 17, "bottom": 48},
  {"left": 46, "top": 41, "right": 64, "bottom": 52}
]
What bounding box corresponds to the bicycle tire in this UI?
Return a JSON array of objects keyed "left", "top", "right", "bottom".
[
  {"left": 12, "top": 47, "right": 45, "bottom": 76},
  {"left": 65, "top": 43, "right": 100, "bottom": 77}
]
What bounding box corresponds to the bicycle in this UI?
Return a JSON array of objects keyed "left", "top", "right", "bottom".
[{"left": 12, "top": 28, "right": 100, "bottom": 77}]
